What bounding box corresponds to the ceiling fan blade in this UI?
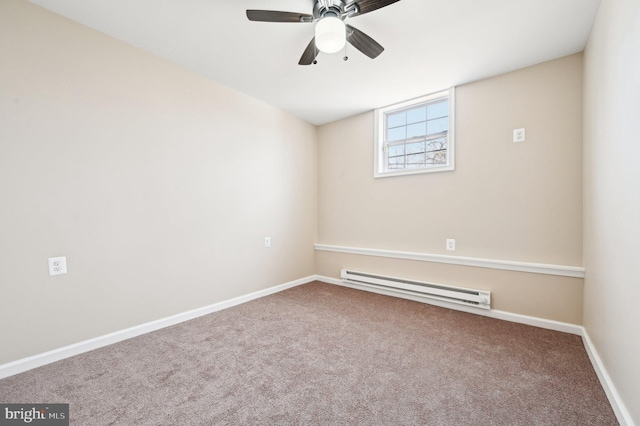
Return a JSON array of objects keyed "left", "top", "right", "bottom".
[
  {"left": 298, "top": 37, "right": 318, "bottom": 65},
  {"left": 346, "top": 25, "right": 384, "bottom": 59},
  {"left": 350, "top": 0, "right": 401, "bottom": 16},
  {"left": 246, "top": 10, "right": 313, "bottom": 23}
]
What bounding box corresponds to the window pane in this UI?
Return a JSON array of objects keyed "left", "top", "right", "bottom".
[
  {"left": 406, "top": 122, "right": 427, "bottom": 138},
  {"left": 426, "top": 150, "right": 447, "bottom": 165},
  {"left": 388, "top": 144, "right": 405, "bottom": 158},
  {"left": 407, "top": 106, "right": 426, "bottom": 124},
  {"left": 406, "top": 153, "right": 426, "bottom": 168},
  {"left": 387, "top": 111, "right": 406, "bottom": 128},
  {"left": 406, "top": 141, "right": 425, "bottom": 155},
  {"left": 388, "top": 155, "right": 405, "bottom": 169},
  {"left": 426, "top": 136, "right": 447, "bottom": 164},
  {"left": 387, "top": 126, "right": 406, "bottom": 142},
  {"left": 428, "top": 101, "right": 448, "bottom": 119},
  {"left": 426, "top": 137, "right": 447, "bottom": 152},
  {"left": 427, "top": 117, "right": 448, "bottom": 134}
]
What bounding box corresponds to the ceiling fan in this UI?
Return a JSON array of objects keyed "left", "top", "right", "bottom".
[{"left": 246, "top": 0, "right": 401, "bottom": 65}]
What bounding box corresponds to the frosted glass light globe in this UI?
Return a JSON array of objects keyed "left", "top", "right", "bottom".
[{"left": 315, "top": 16, "right": 346, "bottom": 54}]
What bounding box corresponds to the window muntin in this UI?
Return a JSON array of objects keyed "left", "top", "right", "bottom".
[{"left": 374, "top": 89, "right": 454, "bottom": 178}]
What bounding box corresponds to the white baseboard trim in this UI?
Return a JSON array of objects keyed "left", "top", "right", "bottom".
[
  {"left": 581, "top": 329, "right": 635, "bottom": 426},
  {"left": 316, "top": 274, "right": 634, "bottom": 426},
  {"left": 0, "top": 275, "right": 316, "bottom": 380},
  {"left": 315, "top": 244, "right": 585, "bottom": 278}
]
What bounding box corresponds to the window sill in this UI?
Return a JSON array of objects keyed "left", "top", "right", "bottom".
[{"left": 374, "top": 164, "right": 455, "bottom": 178}]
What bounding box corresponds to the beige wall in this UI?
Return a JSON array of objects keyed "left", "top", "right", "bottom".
[
  {"left": 0, "top": 0, "right": 317, "bottom": 364},
  {"left": 317, "top": 54, "right": 584, "bottom": 323},
  {"left": 583, "top": 0, "right": 640, "bottom": 422}
]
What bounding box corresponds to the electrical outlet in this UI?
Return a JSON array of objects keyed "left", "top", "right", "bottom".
[
  {"left": 48, "top": 256, "right": 67, "bottom": 276},
  {"left": 446, "top": 239, "right": 456, "bottom": 251},
  {"left": 264, "top": 237, "right": 271, "bottom": 248},
  {"left": 513, "top": 128, "right": 526, "bottom": 143}
]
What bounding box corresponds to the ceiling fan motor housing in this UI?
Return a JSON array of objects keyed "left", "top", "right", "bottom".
[{"left": 314, "top": 0, "right": 349, "bottom": 19}]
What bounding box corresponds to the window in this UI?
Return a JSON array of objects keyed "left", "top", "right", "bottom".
[{"left": 374, "top": 88, "right": 454, "bottom": 178}]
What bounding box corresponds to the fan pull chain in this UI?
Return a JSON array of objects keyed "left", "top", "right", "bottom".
[{"left": 343, "top": 42, "right": 349, "bottom": 61}]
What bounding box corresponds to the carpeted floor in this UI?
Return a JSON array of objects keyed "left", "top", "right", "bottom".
[{"left": 0, "top": 281, "right": 618, "bottom": 425}]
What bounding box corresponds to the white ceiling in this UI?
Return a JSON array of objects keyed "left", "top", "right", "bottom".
[{"left": 28, "top": 0, "right": 601, "bottom": 126}]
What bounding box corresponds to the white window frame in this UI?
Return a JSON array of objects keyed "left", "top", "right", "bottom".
[{"left": 374, "top": 88, "right": 455, "bottom": 178}]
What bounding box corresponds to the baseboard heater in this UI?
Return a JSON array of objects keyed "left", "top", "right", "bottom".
[{"left": 340, "top": 269, "right": 491, "bottom": 310}]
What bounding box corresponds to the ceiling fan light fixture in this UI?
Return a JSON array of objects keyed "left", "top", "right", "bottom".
[{"left": 315, "top": 16, "right": 346, "bottom": 54}]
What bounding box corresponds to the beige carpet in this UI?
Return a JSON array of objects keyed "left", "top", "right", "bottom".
[{"left": 0, "top": 281, "right": 617, "bottom": 425}]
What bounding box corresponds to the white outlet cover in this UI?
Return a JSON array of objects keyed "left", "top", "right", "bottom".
[
  {"left": 446, "top": 239, "right": 456, "bottom": 251},
  {"left": 513, "top": 128, "right": 526, "bottom": 142},
  {"left": 264, "top": 237, "right": 271, "bottom": 248},
  {"left": 48, "top": 256, "right": 67, "bottom": 276}
]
